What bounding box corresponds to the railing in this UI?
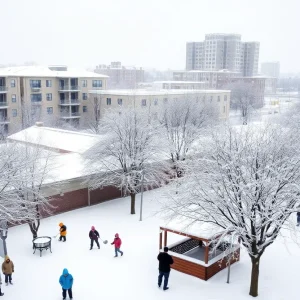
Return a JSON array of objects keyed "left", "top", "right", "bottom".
[
  {"left": 0, "top": 86, "right": 8, "bottom": 92},
  {"left": 0, "top": 117, "right": 10, "bottom": 123},
  {"left": 31, "top": 101, "right": 42, "bottom": 105},
  {"left": 31, "top": 87, "right": 41, "bottom": 92},
  {"left": 0, "top": 102, "right": 8, "bottom": 107},
  {"left": 58, "top": 85, "right": 80, "bottom": 91},
  {"left": 59, "top": 99, "right": 80, "bottom": 105},
  {"left": 60, "top": 112, "right": 81, "bottom": 118}
]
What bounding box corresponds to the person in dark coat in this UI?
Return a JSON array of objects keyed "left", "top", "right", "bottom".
[
  {"left": 297, "top": 212, "right": 300, "bottom": 226},
  {"left": 89, "top": 226, "right": 100, "bottom": 250},
  {"left": 157, "top": 247, "right": 174, "bottom": 291}
]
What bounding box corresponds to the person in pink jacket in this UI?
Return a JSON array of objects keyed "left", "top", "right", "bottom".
[{"left": 111, "top": 233, "right": 123, "bottom": 257}]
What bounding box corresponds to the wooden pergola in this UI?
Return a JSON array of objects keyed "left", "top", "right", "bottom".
[{"left": 159, "top": 223, "right": 240, "bottom": 281}]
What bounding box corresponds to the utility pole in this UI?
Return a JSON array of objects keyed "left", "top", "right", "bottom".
[{"left": 139, "top": 170, "right": 145, "bottom": 221}]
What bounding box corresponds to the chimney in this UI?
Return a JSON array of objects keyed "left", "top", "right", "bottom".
[{"left": 35, "top": 122, "right": 44, "bottom": 127}]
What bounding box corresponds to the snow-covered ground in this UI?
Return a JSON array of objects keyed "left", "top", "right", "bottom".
[{"left": 3, "top": 188, "right": 300, "bottom": 299}]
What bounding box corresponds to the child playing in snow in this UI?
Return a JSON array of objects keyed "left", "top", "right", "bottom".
[
  {"left": 89, "top": 226, "right": 100, "bottom": 250},
  {"left": 59, "top": 268, "right": 73, "bottom": 300},
  {"left": 59, "top": 222, "right": 67, "bottom": 242},
  {"left": 0, "top": 274, "right": 4, "bottom": 296},
  {"left": 111, "top": 233, "right": 123, "bottom": 257},
  {"left": 2, "top": 255, "right": 14, "bottom": 286}
]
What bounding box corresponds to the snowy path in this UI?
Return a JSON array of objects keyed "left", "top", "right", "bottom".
[{"left": 4, "top": 188, "right": 299, "bottom": 299}]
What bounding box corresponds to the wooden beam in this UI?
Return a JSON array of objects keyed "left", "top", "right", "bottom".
[
  {"left": 159, "top": 227, "right": 209, "bottom": 243},
  {"left": 204, "top": 242, "right": 209, "bottom": 264},
  {"left": 164, "top": 230, "right": 167, "bottom": 247},
  {"left": 159, "top": 232, "right": 162, "bottom": 250}
]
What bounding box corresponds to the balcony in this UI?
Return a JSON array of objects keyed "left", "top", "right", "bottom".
[
  {"left": 60, "top": 112, "right": 81, "bottom": 119},
  {"left": 59, "top": 99, "right": 80, "bottom": 106},
  {"left": 0, "top": 117, "right": 10, "bottom": 124},
  {"left": 31, "top": 101, "right": 42, "bottom": 106},
  {"left": 58, "top": 85, "right": 80, "bottom": 92},
  {"left": 31, "top": 87, "right": 41, "bottom": 93},
  {"left": 0, "top": 102, "right": 9, "bottom": 109},
  {"left": 0, "top": 86, "right": 8, "bottom": 93}
]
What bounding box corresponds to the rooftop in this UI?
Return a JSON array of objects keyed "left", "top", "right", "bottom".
[
  {"left": 7, "top": 125, "right": 102, "bottom": 154},
  {"left": 0, "top": 65, "right": 108, "bottom": 78},
  {"left": 153, "top": 81, "right": 206, "bottom": 84},
  {"left": 174, "top": 69, "right": 241, "bottom": 74},
  {"left": 89, "top": 89, "right": 230, "bottom": 96}
]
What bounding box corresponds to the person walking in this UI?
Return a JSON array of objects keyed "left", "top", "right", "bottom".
[
  {"left": 157, "top": 247, "right": 174, "bottom": 291},
  {"left": 59, "top": 222, "right": 67, "bottom": 242},
  {"left": 2, "top": 256, "right": 14, "bottom": 286},
  {"left": 59, "top": 268, "right": 73, "bottom": 300},
  {"left": 0, "top": 274, "right": 4, "bottom": 296},
  {"left": 89, "top": 226, "right": 100, "bottom": 250},
  {"left": 111, "top": 233, "right": 123, "bottom": 257}
]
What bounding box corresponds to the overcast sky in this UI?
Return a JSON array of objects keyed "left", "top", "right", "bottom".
[{"left": 0, "top": 0, "right": 299, "bottom": 73}]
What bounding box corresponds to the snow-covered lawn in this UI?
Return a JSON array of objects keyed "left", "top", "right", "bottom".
[{"left": 4, "top": 188, "right": 299, "bottom": 299}]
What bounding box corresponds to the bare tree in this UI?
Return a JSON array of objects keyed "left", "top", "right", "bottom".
[
  {"left": 81, "top": 95, "right": 102, "bottom": 134},
  {"left": 158, "top": 97, "right": 217, "bottom": 177},
  {"left": 85, "top": 107, "right": 166, "bottom": 214},
  {"left": 229, "top": 82, "right": 257, "bottom": 125},
  {"left": 162, "top": 124, "right": 300, "bottom": 297}
]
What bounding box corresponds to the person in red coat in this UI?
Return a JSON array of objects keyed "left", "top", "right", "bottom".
[{"left": 111, "top": 233, "right": 123, "bottom": 257}]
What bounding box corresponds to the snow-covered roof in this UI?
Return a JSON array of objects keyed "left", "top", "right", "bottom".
[
  {"left": 0, "top": 65, "right": 108, "bottom": 78},
  {"left": 153, "top": 81, "right": 206, "bottom": 84},
  {"left": 173, "top": 69, "right": 241, "bottom": 74},
  {"left": 90, "top": 89, "right": 230, "bottom": 96},
  {"left": 161, "top": 217, "right": 225, "bottom": 241},
  {"left": 7, "top": 126, "right": 102, "bottom": 154}
]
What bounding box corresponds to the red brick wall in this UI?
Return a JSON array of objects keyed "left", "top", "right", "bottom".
[{"left": 90, "top": 186, "right": 121, "bottom": 205}]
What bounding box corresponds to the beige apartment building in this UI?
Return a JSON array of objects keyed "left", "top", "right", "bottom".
[
  {"left": 89, "top": 89, "right": 231, "bottom": 120},
  {"left": 0, "top": 65, "right": 107, "bottom": 135}
]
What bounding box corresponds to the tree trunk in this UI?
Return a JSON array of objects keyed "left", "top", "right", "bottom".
[
  {"left": 249, "top": 257, "right": 260, "bottom": 297},
  {"left": 130, "top": 193, "right": 136, "bottom": 215},
  {"left": 29, "top": 218, "right": 40, "bottom": 239}
]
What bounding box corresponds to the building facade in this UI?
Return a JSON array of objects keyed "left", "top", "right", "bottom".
[
  {"left": 95, "top": 62, "right": 144, "bottom": 89},
  {"left": 261, "top": 62, "right": 280, "bottom": 78},
  {"left": 186, "top": 33, "right": 260, "bottom": 76},
  {"left": 152, "top": 81, "right": 207, "bottom": 90},
  {"left": 0, "top": 66, "right": 107, "bottom": 135},
  {"left": 89, "top": 89, "right": 231, "bottom": 121}
]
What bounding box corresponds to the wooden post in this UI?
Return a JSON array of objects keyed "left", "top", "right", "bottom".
[
  {"left": 164, "top": 230, "right": 167, "bottom": 247},
  {"left": 204, "top": 241, "right": 209, "bottom": 264},
  {"left": 159, "top": 231, "right": 162, "bottom": 250}
]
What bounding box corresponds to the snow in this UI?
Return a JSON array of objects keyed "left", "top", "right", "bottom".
[
  {"left": 0, "top": 65, "right": 108, "bottom": 78},
  {"left": 33, "top": 237, "right": 51, "bottom": 244},
  {"left": 8, "top": 126, "right": 102, "bottom": 154},
  {"left": 90, "top": 89, "right": 231, "bottom": 96},
  {"left": 3, "top": 187, "right": 300, "bottom": 300}
]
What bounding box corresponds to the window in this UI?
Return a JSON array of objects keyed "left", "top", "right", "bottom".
[
  {"left": 210, "top": 96, "right": 213, "bottom": 102},
  {"left": 11, "top": 94, "right": 16, "bottom": 103},
  {"left": 83, "top": 106, "right": 87, "bottom": 112},
  {"left": 82, "top": 93, "right": 88, "bottom": 100},
  {"left": 163, "top": 98, "right": 168, "bottom": 103},
  {"left": 224, "top": 95, "right": 228, "bottom": 101},
  {"left": 107, "top": 98, "right": 111, "bottom": 105},
  {"left": 92, "top": 80, "right": 102, "bottom": 88},
  {"left": 154, "top": 99, "right": 158, "bottom": 106},
  {"left": 46, "top": 93, "right": 52, "bottom": 101},
  {"left": 12, "top": 109, "right": 17, "bottom": 117},
  {"left": 31, "top": 94, "right": 42, "bottom": 102},
  {"left": 30, "top": 80, "right": 41, "bottom": 88},
  {"left": 47, "top": 107, "right": 53, "bottom": 115},
  {"left": 223, "top": 106, "right": 226, "bottom": 113},
  {"left": 10, "top": 79, "right": 16, "bottom": 88},
  {"left": 141, "top": 99, "right": 147, "bottom": 106},
  {"left": 117, "top": 98, "right": 123, "bottom": 105},
  {"left": 46, "top": 80, "right": 52, "bottom": 87},
  {"left": 82, "top": 80, "right": 87, "bottom": 87},
  {"left": 218, "top": 96, "right": 220, "bottom": 102}
]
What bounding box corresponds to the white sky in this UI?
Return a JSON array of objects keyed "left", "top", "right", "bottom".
[{"left": 0, "top": 0, "right": 299, "bottom": 73}]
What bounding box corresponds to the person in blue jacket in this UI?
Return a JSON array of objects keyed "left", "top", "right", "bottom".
[{"left": 59, "top": 268, "right": 73, "bottom": 300}]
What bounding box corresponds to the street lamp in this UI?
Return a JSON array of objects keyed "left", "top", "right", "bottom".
[{"left": 0, "top": 220, "right": 8, "bottom": 257}]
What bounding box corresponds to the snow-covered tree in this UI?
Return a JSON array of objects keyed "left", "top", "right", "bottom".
[
  {"left": 85, "top": 107, "right": 167, "bottom": 215},
  {"left": 158, "top": 97, "right": 217, "bottom": 177},
  {"left": 163, "top": 124, "right": 300, "bottom": 297},
  {"left": 229, "top": 82, "right": 257, "bottom": 125},
  {"left": 0, "top": 141, "right": 55, "bottom": 238}
]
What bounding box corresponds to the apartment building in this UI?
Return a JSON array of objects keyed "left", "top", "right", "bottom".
[
  {"left": 94, "top": 61, "right": 144, "bottom": 89},
  {"left": 152, "top": 81, "right": 207, "bottom": 90},
  {"left": 0, "top": 65, "right": 108, "bottom": 135},
  {"left": 186, "top": 33, "right": 260, "bottom": 76},
  {"left": 89, "top": 89, "right": 231, "bottom": 121},
  {"left": 261, "top": 62, "right": 280, "bottom": 78}
]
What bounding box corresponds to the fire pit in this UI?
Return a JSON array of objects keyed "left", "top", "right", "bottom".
[{"left": 32, "top": 236, "right": 52, "bottom": 257}]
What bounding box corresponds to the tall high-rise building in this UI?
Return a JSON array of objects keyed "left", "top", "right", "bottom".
[
  {"left": 261, "top": 62, "right": 280, "bottom": 78},
  {"left": 186, "top": 33, "right": 260, "bottom": 77}
]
